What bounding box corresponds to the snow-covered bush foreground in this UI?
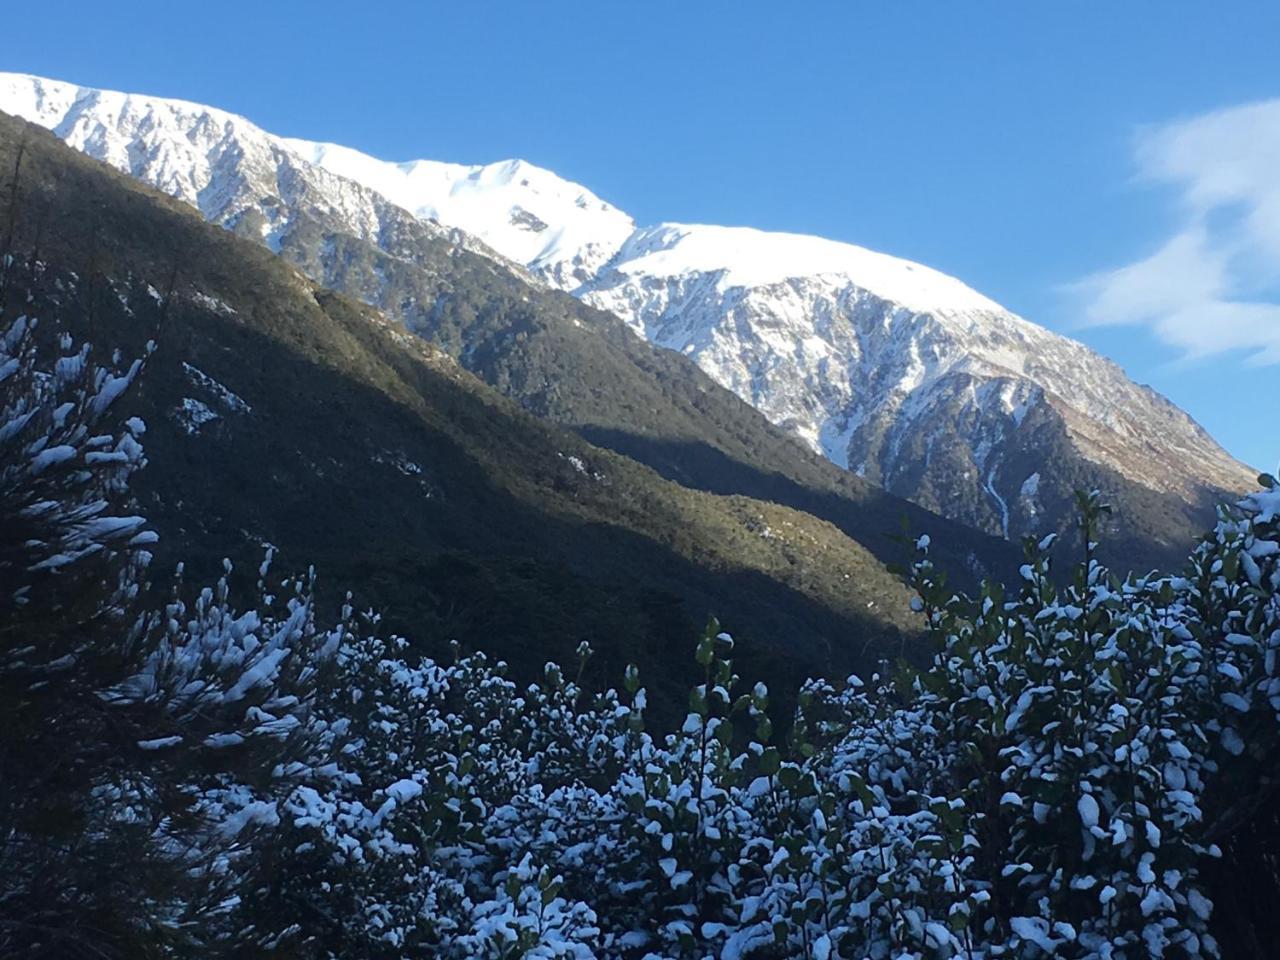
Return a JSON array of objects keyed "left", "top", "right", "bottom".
[
  {"left": 234, "top": 487, "right": 1278, "bottom": 960},
  {"left": 2, "top": 288, "right": 1278, "bottom": 958}
]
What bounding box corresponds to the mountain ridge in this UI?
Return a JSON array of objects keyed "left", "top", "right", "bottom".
[{"left": 0, "top": 71, "right": 1253, "bottom": 569}]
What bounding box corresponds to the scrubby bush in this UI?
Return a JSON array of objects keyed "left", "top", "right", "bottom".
[
  {"left": 0, "top": 281, "right": 348, "bottom": 958},
  {"left": 240, "top": 483, "right": 1278, "bottom": 959}
]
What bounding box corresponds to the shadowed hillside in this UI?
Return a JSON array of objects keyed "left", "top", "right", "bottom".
[{"left": 0, "top": 112, "right": 998, "bottom": 713}]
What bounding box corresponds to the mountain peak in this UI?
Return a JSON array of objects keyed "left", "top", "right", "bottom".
[
  {"left": 594, "top": 221, "right": 1004, "bottom": 315},
  {"left": 279, "top": 136, "right": 636, "bottom": 287}
]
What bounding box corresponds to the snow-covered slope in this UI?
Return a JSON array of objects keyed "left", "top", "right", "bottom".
[
  {"left": 281, "top": 140, "right": 635, "bottom": 290},
  {"left": 0, "top": 71, "right": 1254, "bottom": 546},
  {"left": 573, "top": 222, "right": 1255, "bottom": 538},
  {"left": 0, "top": 72, "right": 501, "bottom": 262},
  {"left": 590, "top": 223, "right": 1003, "bottom": 315}
]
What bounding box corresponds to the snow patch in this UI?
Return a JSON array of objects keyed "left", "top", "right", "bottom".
[
  {"left": 182, "top": 363, "right": 251, "bottom": 414},
  {"left": 190, "top": 291, "right": 237, "bottom": 316},
  {"left": 172, "top": 398, "right": 218, "bottom": 435}
]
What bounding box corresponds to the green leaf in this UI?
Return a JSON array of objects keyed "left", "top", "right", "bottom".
[
  {"left": 689, "top": 688, "right": 708, "bottom": 717},
  {"left": 759, "top": 747, "right": 781, "bottom": 777},
  {"left": 715, "top": 719, "right": 734, "bottom": 746},
  {"left": 695, "top": 637, "right": 714, "bottom": 667}
]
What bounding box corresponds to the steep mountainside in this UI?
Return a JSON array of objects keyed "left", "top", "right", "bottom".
[
  {"left": 0, "top": 73, "right": 1020, "bottom": 583},
  {"left": 576, "top": 224, "right": 1253, "bottom": 538},
  {"left": 0, "top": 111, "right": 957, "bottom": 715},
  {"left": 0, "top": 72, "right": 1253, "bottom": 571}
]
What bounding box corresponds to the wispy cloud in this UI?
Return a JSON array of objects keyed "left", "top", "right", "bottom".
[{"left": 1071, "top": 99, "right": 1280, "bottom": 366}]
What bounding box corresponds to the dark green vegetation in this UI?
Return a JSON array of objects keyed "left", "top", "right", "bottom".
[
  {"left": 0, "top": 113, "right": 1020, "bottom": 708},
  {"left": 205, "top": 123, "right": 1029, "bottom": 589},
  {"left": 226, "top": 137, "right": 1226, "bottom": 578}
]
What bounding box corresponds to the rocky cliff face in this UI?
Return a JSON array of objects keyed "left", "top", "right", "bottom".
[{"left": 574, "top": 222, "right": 1254, "bottom": 543}]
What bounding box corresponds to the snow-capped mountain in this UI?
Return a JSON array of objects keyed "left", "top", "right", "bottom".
[
  {"left": 0, "top": 72, "right": 514, "bottom": 265},
  {"left": 0, "top": 72, "right": 1254, "bottom": 546},
  {"left": 572, "top": 222, "right": 1254, "bottom": 538},
  {"left": 280, "top": 140, "right": 635, "bottom": 290}
]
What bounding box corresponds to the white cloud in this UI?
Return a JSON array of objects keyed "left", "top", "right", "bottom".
[{"left": 1072, "top": 99, "right": 1280, "bottom": 365}]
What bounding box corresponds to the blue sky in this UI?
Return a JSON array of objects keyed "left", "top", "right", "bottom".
[{"left": 8, "top": 1, "right": 1279, "bottom": 472}]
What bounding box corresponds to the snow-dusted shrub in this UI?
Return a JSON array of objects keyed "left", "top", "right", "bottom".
[
  {"left": 886, "top": 494, "right": 1221, "bottom": 957},
  {"left": 307, "top": 488, "right": 1269, "bottom": 960},
  {"left": 226, "top": 480, "right": 1280, "bottom": 960},
  {"left": 0, "top": 279, "right": 346, "bottom": 959}
]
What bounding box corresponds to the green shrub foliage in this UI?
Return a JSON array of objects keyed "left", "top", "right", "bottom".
[{"left": 3, "top": 289, "right": 1279, "bottom": 957}]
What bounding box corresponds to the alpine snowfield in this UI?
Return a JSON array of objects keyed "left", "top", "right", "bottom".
[{"left": 0, "top": 71, "right": 1255, "bottom": 545}]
